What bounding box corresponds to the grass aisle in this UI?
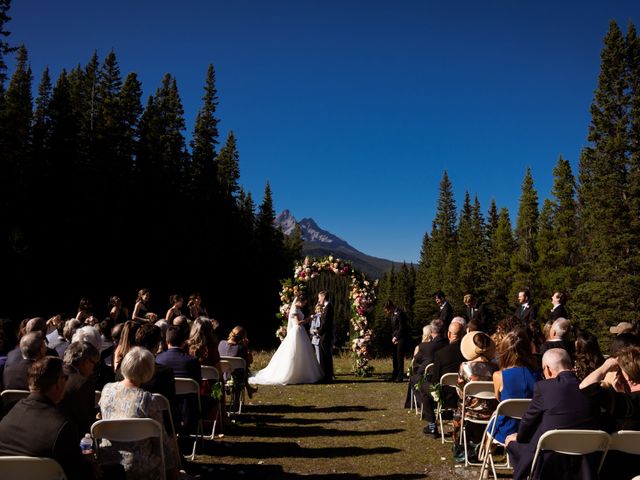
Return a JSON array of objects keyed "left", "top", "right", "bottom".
[{"left": 192, "top": 354, "right": 479, "bottom": 479}]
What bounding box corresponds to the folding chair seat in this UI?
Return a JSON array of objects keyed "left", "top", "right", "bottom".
[
  {"left": 91, "top": 418, "right": 166, "bottom": 480},
  {"left": 528, "top": 429, "right": 610, "bottom": 480},
  {"left": 0, "top": 456, "right": 67, "bottom": 480},
  {"left": 435, "top": 372, "right": 459, "bottom": 444},
  {"left": 478, "top": 398, "right": 531, "bottom": 479},
  {"left": 174, "top": 377, "right": 203, "bottom": 460},
  {"left": 459, "top": 380, "right": 496, "bottom": 467}
]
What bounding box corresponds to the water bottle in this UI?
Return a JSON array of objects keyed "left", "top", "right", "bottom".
[{"left": 80, "top": 433, "right": 93, "bottom": 454}]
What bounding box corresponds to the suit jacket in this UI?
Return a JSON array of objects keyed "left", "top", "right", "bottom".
[
  {"left": 58, "top": 366, "right": 97, "bottom": 439},
  {"left": 508, "top": 370, "right": 600, "bottom": 480},
  {"left": 2, "top": 357, "right": 34, "bottom": 391},
  {"left": 431, "top": 339, "right": 465, "bottom": 408},
  {"left": 318, "top": 301, "right": 334, "bottom": 347},
  {"left": 439, "top": 301, "right": 454, "bottom": 332},
  {"left": 549, "top": 304, "right": 569, "bottom": 321},
  {"left": 0, "top": 393, "right": 95, "bottom": 480},
  {"left": 515, "top": 303, "right": 537, "bottom": 324},
  {"left": 391, "top": 308, "right": 409, "bottom": 342},
  {"left": 156, "top": 347, "right": 201, "bottom": 383},
  {"left": 414, "top": 335, "right": 448, "bottom": 376},
  {"left": 5, "top": 346, "right": 58, "bottom": 367},
  {"left": 466, "top": 303, "right": 489, "bottom": 331}
]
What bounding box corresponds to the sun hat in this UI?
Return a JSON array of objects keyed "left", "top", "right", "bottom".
[
  {"left": 609, "top": 322, "right": 634, "bottom": 335},
  {"left": 460, "top": 331, "right": 495, "bottom": 361}
]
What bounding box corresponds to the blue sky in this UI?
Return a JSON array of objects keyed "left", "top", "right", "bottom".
[{"left": 6, "top": 1, "right": 640, "bottom": 262}]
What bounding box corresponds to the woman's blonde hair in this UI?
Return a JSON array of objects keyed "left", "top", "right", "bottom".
[{"left": 228, "top": 326, "right": 247, "bottom": 343}]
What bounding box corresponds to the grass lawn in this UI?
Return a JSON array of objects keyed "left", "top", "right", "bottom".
[{"left": 186, "top": 352, "right": 486, "bottom": 479}]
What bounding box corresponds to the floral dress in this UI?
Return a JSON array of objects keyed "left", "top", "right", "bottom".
[{"left": 98, "top": 382, "right": 177, "bottom": 479}]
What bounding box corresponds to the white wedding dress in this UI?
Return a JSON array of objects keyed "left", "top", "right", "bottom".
[{"left": 249, "top": 302, "right": 323, "bottom": 385}]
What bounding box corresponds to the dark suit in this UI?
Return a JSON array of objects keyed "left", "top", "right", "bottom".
[
  {"left": 5, "top": 346, "right": 57, "bottom": 367},
  {"left": 0, "top": 393, "right": 95, "bottom": 480},
  {"left": 507, "top": 371, "right": 600, "bottom": 480},
  {"left": 549, "top": 304, "right": 569, "bottom": 321},
  {"left": 515, "top": 303, "right": 537, "bottom": 324},
  {"left": 58, "top": 366, "right": 97, "bottom": 440},
  {"left": 317, "top": 301, "right": 334, "bottom": 383},
  {"left": 156, "top": 347, "right": 201, "bottom": 382},
  {"left": 2, "top": 357, "right": 34, "bottom": 391},
  {"left": 405, "top": 335, "right": 448, "bottom": 412},
  {"left": 466, "top": 303, "right": 489, "bottom": 332},
  {"left": 439, "top": 301, "right": 454, "bottom": 333},
  {"left": 391, "top": 308, "right": 409, "bottom": 381},
  {"left": 421, "top": 339, "right": 465, "bottom": 422}
]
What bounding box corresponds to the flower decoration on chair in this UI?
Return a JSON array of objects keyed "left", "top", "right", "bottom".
[{"left": 276, "top": 256, "right": 377, "bottom": 377}]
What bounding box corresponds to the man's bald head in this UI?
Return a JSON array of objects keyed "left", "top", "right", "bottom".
[
  {"left": 448, "top": 321, "right": 464, "bottom": 342},
  {"left": 542, "top": 348, "right": 572, "bottom": 377}
]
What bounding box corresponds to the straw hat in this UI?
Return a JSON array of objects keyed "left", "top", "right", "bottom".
[
  {"left": 609, "top": 322, "right": 634, "bottom": 335},
  {"left": 460, "top": 331, "right": 495, "bottom": 361}
]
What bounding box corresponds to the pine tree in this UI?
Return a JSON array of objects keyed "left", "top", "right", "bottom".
[
  {"left": 413, "top": 232, "right": 432, "bottom": 323},
  {"left": 457, "top": 191, "right": 482, "bottom": 296},
  {"left": 576, "top": 20, "right": 633, "bottom": 331},
  {"left": 487, "top": 208, "right": 515, "bottom": 318},
  {"left": 510, "top": 168, "right": 539, "bottom": 301},
  {"left": 216, "top": 131, "right": 241, "bottom": 200},
  {"left": 535, "top": 199, "right": 555, "bottom": 297},
  {"left": 0, "top": 0, "right": 15, "bottom": 90},
  {"left": 118, "top": 72, "right": 142, "bottom": 169}
]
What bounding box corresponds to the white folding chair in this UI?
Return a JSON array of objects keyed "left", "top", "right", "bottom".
[
  {"left": 91, "top": 418, "right": 166, "bottom": 480},
  {"left": 459, "top": 380, "right": 496, "bottom": 467},
  {"left": 435, "top": 372, "right": 459, "bottom": 444},
  {"left": 0, "top": 456, "right": 67, "bottom": 480},
  {"left": 200, "top": 366, "right": 222, "bottom": 440},
  {"left": 478, "top": 398, "right": 531, "bottom": 480},
  {"left": 609, "top": 430, "right": 640, "bottom": 455},
  {"left": 0, "top": 389, "right": 29, "bottom": 409},
  {"left": 410, "top": 363, "right": 434, "bottom": 417},
  {"left": 174, "top": 377, "right": 203, "bottom": 460},
  {"left": 528, "top": 429, "right": 610, "bottom": 480},
  {"left": 220, "top": 356, "right": 247, "bottom": 414}
]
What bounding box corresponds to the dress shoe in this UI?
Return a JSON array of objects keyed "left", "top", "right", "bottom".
[{"left": 422, "top": 422, "right": 438, "bottom": 438}]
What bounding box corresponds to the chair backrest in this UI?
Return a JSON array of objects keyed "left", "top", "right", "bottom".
[
  {"left": 462, "top": 381, "right": 495, "bottom": 400},
  {"left": 495, "top": 398, "right": 531, "bottom": 420},
  {"left": 530, "top": 429, "right": 610, "bottom": 477},
  {"left": 439, "top": 372, "right": 458, "bottom": 387},
  {"left": 0, "top": 389, "right": 29, "bottom": 406},
  {"left": 220, "top": 356, "right": 246, "bottom": 372},
  {"left": 0, "top": 456, "right": 67, "bottom": 480},
  {"left": 610, "top": 430, "right": 640, "bottom": 455},
  {"left": 201, "top": 365, "right": 219, "bottom": 381},
  {"left": 219, "top": 359, "right": 233, "bottom": 375},
  {"left": 425, "top": 363, "right": 434, "bottom": 377},
  {"left": 174, "top": 377, "right": 200, "bottom": 396}
]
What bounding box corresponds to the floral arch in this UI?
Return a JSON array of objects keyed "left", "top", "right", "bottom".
[{"left": 277, "top": 256, "right": 376, "bottom": 376}]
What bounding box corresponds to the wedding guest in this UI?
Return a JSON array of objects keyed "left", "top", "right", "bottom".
[
  {"left": 573, "top": 331, "right": 605, "bottom": 382},
  {"left": 538, "top": 318, "right": 574, "bottom": 358},
  {"left": 113, "top": 321, "right": 139, "bottom": 371},
  {"left": 108, "top": 295, "right": 128, "bottom": 325},
  {"left": 165, "top": 295, "right": 183, "bottom": 324},
  {"left": 0, "top": 318, "right": 16, "bottom": 369},
  {"left": 601, "top": 332, "right": 640, "bottom": 393},
  {"left": 5, "top": 317, "right": 58, "bottom": 367},
  {"left": 489, "top": 330, "right": 538, "bottom": 444},
  {"left": 132, "top": 288, "right": 158, "bottom": 322},
  {"left": 3, "top": 332, "right": 47, "bottom": 391},
  {"left": 172, "top": 315, "right": 191, "bottom": 335},
  {"left": 59, "top": 341, "right": 99, "bottom": 439},
  {"left": 56, "top": 318, "right": 82, "bottom": 358},
  {"left": 0, "top": 356, "right": 97, "bottom": 480},
  {"left": 187, "top": 293, "right": 208, "bottom": 320},
  {"left": 45, "top": 314, "right": 65, "bottom": 349},
  {"left": 218, "top": 325, "right": 256, "bottom": 397},
  {"left": 610, "top": 322, "right": 634, "bottom": 336},
  {"left": 188, "top": 318, "right": 221, "bottom": 374},
  {"left": 385, "top": 300, "right": 409, "bottom": 382},
  {"left": 452, "top": 331, "right": 498, "bottom": 452},
  {"left": 99, "top": 347, "right": 179, "bottom": 480},
  {"left": 491, "top": 316, "right": 522, "bottom": 350}
]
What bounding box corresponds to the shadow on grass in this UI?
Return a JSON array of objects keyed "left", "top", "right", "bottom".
[
  {"left": 201, "top": 440, "right": 401, "bottom": 459},
  {"left": 237, "top": 425, "right": 405, "bottom": 438},
  {"left": 253, "top": 404, "right": 383, "bottom": 414},
  {"left": 190, "top": 462, "right": 425, "bottom": 480},
  {"left": 244, "top": 414, "right": 364, "bottom": 425}
]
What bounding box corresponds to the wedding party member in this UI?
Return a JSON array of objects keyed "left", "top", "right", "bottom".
[
  {"left": 99, "top": 347, "right": 179, "bottom": 480},
  {"left": 385, "top": 300, "right": 409, "bottom": 383},
  {"left": 463, "top": 293, "right": 488, "bottom": 332},
  {"left": 250, "top": 294, "right": 323, "bottom": 385},
  {"left": 108, "top": 295, "right": 128, "bottom": 324},
  {"left": 0, "top": 356, "right": 97, "bottom": 480},
  {"left": 309, "top": 303, "right": 322, "bottom": 364},
  {"left": 187, "top": 293, "right": 208, "bottom": 320},
  {"left": 434, "top": 291, "right": 454, "bottom": 333},
  {"left": 75, "top": 297, "right": 94, "bottom": 324},
  {"left": 132, "top": 288, "right": 158, "bottom": 322},
  {"left": 506, "top": 349, "right": 600, "bottom": 480},
  {"left": 514, "top": 289, "right": 536, "bottom": 324},
  {"left": 165, "top": 294, "right": 183, "bottom": 324},
  {"left": 549, "top": 291, "right": 569, "bottom": 321},
  {"left": 317, "top": 291, "right": 335, "bottom": 383}
]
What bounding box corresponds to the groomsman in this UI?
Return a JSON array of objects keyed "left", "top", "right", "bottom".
[
  {"left": 549, "top": 291, "right": 569, "bottom": 321},
  {"left": 386, "top": 300, "right": 409, "bottom": 382},
  {"left": 463, "top": 293, "right": 488, "bottom": 332},
  {"left": 514, "top": 289, "right": 536, "bottom": 324},
  {"left": 433, "top": 291, "right": 454, "bottom": 333}
]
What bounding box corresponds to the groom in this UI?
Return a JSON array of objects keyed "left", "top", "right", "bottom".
[{"left": 317, "top": 291, "right": 334, "bottom": 383}]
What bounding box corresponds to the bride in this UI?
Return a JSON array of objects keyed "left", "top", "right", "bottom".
[{"left": 249, "top": 294, "right": 323, "bottom": 385}]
